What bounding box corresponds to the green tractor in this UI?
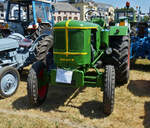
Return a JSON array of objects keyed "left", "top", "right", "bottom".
[
  {"left": 113, "top": 2, "right": 137, "bottom": 36},
  {"left": 27, "top": 15, "right": 130, "bottom": 115}
]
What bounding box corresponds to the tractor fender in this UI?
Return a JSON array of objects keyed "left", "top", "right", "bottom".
[
  {"left": 8, "top": 33, "right": 25, "bottom": 40},
  {"left": 109, "top": 26, "right": 129, "bottom": 36},
  {"left": 0, "top": 33, "right": 24, "bottom": 52}
]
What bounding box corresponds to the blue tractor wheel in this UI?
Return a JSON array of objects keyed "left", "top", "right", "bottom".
[{"left": 0, "top": 66, "right": 20, "bottom": 98}]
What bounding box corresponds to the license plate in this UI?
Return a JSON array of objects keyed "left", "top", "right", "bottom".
[{"left": 56, "top": 69, "right": 73, "bottom": 84}]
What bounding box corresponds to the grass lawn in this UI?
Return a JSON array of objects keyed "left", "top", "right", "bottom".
[{"left": 0, "top": 59, "right": 149, "bottom": 128}]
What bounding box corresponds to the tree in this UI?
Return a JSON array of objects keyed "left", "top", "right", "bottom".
[{"left": 143, "top": 15, "right": 150, "bottom": 22}]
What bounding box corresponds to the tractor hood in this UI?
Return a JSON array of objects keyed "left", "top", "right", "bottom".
[
  {"left": 54, "top": 20, "right": 99, "bottom": 68},
  {"left": 0, "top": 38, "right": 19, "bottom": 52}
]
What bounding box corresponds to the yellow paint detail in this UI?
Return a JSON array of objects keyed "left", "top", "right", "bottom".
[
  {"left": 53, "top": 52, "right": 88, "bottom": 55},
  {"left": 65, "top": 20, "right": 71, "bottom": 56},
  {"left": 54, "top": 26, "right": 98, "bottom": 30},
  {"left": 60, "top": 58, "right": 74, "bottom": 62}
]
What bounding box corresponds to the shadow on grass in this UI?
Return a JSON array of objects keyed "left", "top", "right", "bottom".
[
  {"left": 19, "top": 68, "right": 29, "bottom": 82},
  {"left": 12, "top": 95, "right": 30, "bottom": 110},
  {"left": 12, "top": 85, "right": 107, "bottom": 119},
  {"left": 128, "top": 80, "right": 150, "bottom": 128},
  {"left": 127, "top": 80, "right": 150, "bottom": 97},
  {"left": 68, "top": 100, "right": 106, "bottom": 119},
  {"left": 12, "top": 86, "right": 85, "bottom": 112},
  {"left": 131, "top": 63, "right": 150, "bottom": 72},
  {"left": 143, "top": 102, "right": 150, "bottom": 128}
]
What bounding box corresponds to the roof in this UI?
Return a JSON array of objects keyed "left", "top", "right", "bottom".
[
  {"left": 96, "top": 2, "right": 114, "bottom": 9},
  {"left": 53, "top": 2, "right": 80, "bottom": 12}
]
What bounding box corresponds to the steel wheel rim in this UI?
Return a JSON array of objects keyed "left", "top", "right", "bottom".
[{"left": 1, "top": 71, "right": 18, "bottom": 95}]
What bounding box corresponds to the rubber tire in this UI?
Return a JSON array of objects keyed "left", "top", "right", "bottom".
[
  {"left": 103, "top": 65, "right": 115, "bottom": 115},
  {"left": 32, "top": 24, "right": 52, "bottom": 41},
  {"left": 27, "top": 61, "right": 48, "bottom": 106},
  {"left": 108, "top": 36, "right": 130, "bottom": 85},
  {"left": 130, "top": 26, "right": 137, "bottom": 37},
  {"left": 0, "top": 66, "right": 20, "bottom": 98},
  {"left": 35, "top": 34, "right": 53, "bottom": 63}
]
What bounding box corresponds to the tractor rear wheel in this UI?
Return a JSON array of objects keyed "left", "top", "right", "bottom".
[
  {"left": 35, "top": 34, "right": 53, "bottom": 63},
  {"left": 0, "top": 66, "right": 20, "bottom": 98},
  {"left": 103, "top": 65, "right": 115, "bottom": 115},
  {"left": 31, "top": 24, "right": 52, "bottom": 41},
  {"left": 109, "top": 36, "right": 130, "bottom": 85},
  {"left": 27, "top": 61, "right": 49, "bottom": 106}
]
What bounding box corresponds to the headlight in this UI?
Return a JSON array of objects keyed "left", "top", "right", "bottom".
[{"left": 106, "top": 48, "right": 112, "bottom": 55}]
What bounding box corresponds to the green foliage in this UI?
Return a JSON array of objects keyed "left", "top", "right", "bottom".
[
  {"left": 115, "top": 7, "right": 136, "bottom": 12},
  {"left": 143, "top": 16, "right": 150, "bottom": 22}
]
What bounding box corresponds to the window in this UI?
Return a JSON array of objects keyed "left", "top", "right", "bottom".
[
  {"left": 69, "top": 17, "right": 72, "bottom": 19},
  {"left": 63, "top": 16, "right": 67, "bottom": 20},
  {"left": 35, "top": 3, "right": 45, "bottom": 22},
  {"left": 74, "top": 17, "right": 78, "bottom": 20},
  {"left": 45, "top": 5, "right": 51, "bottom": 21},
  {"left": 77, "top": 7, "right": 80, "bottom": 10},
  {"left": 57, "top": 16, "right": 62, "bottom": 22},
  {"left": 8, "top": 4, "right": 28, "bottom": 21},
  {"left": 1, "top": 13, "right": 4, "bottom": 17}
]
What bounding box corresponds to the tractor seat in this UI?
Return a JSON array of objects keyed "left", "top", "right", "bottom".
[{"left": 19, "top": 38, "right": 33, "bottom": 48}]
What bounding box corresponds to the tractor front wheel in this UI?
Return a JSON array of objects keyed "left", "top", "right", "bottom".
[
  {"left": 103, "top": 65, "right": 115, "bottom": 115},
  {"left": 27, "top": 61, "right": 49, "bottom": 106},
  {"left": 0, "top": 66, "right": 20, "bottom": 98}
]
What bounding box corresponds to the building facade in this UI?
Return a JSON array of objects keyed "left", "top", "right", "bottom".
[
  {"left": 97, "top": 2, "right": 114, "bottom": 22},
  {"left": 0, "top": 2, "right": 7, "bottom": 22},
  {"left": 71, "top": 1, "right": 97, "bottom": 21},
  {"left": 69, "top": 0, "right": 114, "bottom": 22},
  {"left": 53, "top": 2, "right": 80, "bottom": 23}
]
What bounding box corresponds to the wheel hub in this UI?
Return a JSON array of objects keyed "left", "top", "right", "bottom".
[{"left": 1, "top": 73, "right": 18, "bottom": 95}]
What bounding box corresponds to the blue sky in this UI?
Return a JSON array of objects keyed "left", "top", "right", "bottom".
[{"left": 95, "top": 0, "right": 150, "bottom": 13}]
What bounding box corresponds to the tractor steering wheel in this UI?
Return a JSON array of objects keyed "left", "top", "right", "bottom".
[{"left": 85, "top": 10, "right": 101, "bottom": 21}]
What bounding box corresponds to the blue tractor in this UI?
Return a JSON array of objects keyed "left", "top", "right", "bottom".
[
  {"left": 0, "top": 0, "right": 55, "bottom": 98},
  {"left": 6, "top": 0, "right": 55, "bottom": 39},
  {"left": 130, "top": 22, "right": 150, "bottom": 62}
]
